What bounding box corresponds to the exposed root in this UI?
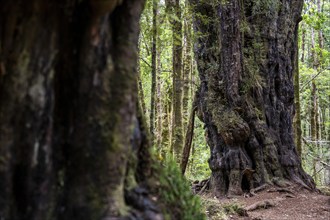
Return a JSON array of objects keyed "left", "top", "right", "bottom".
[
  {"left": 267, "top": 187, "right": 295, "bottom": 194},
  {"left": 282, "top": 193, "right": 295, "bottom": 198},
  {"left": 245, "top": 198, "right": 284, "bottom": 211},
  {"left": 272, "top": 177, "right": 291, "bottom": 188},
  {"left": 291, "top": 175, "right": 313, "bottom": 191},
  {"left": 250, "top": 184, "right": 269, "bottom": 195},
  {"left": 198, "top": 179, "right": 210, "bottom": 195},
  {"left": 192, "top": 178, "right": 210, "bottom": 194}
]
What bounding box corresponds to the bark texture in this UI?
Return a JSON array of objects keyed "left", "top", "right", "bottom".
[
  {"left": 191, "top": 0, "right": 315, "bottom": 197},
  {"left": 293, "top": 23, "right": 302, "bottom": 158},
  {"left": 0, "top": 0, "right": 163, "bottom": 219}
]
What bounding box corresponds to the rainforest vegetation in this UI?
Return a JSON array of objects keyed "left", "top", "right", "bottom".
[{"left": 0, "top": 0, "right": 329, "bottom": 219}]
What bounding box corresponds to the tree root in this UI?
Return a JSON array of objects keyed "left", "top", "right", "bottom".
[
  {"left": 198, "top": 179, "right": 210, "bottom": 195},
  {"left": 192, "top": 178, "right": 209, "bottom": 194},
  {"left": 282, "top": 193, "right": 295, "bottom": 198},
  {"left": 245, "top": 198, "right": 284, "bottom": 211},
  {"left": 267, "top": 187, "right": 295, "bottom": 194},
  {"left": 250, "top": 184, "right": 269, "bottom": 195}
]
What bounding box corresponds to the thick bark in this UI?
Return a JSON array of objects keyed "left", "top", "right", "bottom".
[
  {"left": 0, "top": 0, "right": 164, "bottom": 219},
  {"left": 191, "top": 0, "right": 315, "bottom": 197},
  {"left": 0, "top": 2, "right": 59, "bottom": 218},
  {"left": 293, "top": 25, "right": 302, "bottom": 158}
]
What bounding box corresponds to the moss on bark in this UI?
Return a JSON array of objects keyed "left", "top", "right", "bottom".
[{"left": 191, "top": 0, "right": 315, "bottom": 197}]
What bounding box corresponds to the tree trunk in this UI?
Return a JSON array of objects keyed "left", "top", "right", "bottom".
[
  {"left": 150, "top": 0, "right": 158, "bottom": 142},
  {"left": 317, "top": 0, "right": 324, "bottom": 64},
  {"left": 181, "top": 96, "right": 197, "bottom": 175},
  {"left": 166, "top": 0, "right": 183, "bottom": 161},
  {"left": 156, "top": 35, "right": 163, "bottom": 151},
  {"left": 182, "top": 0, "right": 192, "bottom": 133},
  {"left": 0, "top": 0, "right": 163, "bottom": 219},
  {"left": 191, "top": 0, "right": 315, "bottom": 197},
  {"left": 300, "top": 24, "right": 305, "bottom": 63},
  {"left": 311, "top": 81, "right": 318, "bottom": 144},
  {"left": 294, "top": 26, "right": 302, "bottom": 159},
  {"left": 138, "top": 43, "right": 147, "bottom": 115}
]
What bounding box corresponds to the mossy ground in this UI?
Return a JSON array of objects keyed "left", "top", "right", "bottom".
[{"left": 151, "top": 157, "right": 206, "bottom": 220}]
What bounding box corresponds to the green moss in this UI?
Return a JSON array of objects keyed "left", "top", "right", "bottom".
[
  {"left": 153, "top": 157, "right": 206, "bottom": 220},
  {"left": 201, "top": 197, "right": 227, "bottom": 220},
  {"left": 223, "top": 202, "right": 246, "bottom": 216},
  {"left": 251, "top": 0, "right": 280, "bottom": 17}
]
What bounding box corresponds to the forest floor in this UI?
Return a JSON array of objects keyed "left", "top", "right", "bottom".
[{"left": 200, "top": 185, "right": 330, "bottom": 220}]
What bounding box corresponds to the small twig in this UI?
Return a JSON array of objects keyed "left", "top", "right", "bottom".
[
  {"left": 300, "top": 69, "right": 326, "bottom": 92},
  {"left": 140, "top": 57, "right": 151, "bottom": 68}
]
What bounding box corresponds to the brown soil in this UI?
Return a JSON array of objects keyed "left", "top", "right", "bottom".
[{"left": 202, "top": 186, "right": 330, "bottom": 220}]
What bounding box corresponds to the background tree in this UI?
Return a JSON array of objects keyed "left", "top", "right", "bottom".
[
  {"left": 165, "top": 0, "right": 184, "bottom": 161},
  {"left": 150, "top": 0, "right": 158, "bottom": 142},
  {"left": 299, "top": 0, "right": 330, "bottom": 186}
]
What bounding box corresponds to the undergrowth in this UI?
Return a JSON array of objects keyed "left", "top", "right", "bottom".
[{"left": 153, "top": 157, "right": 206, "bottom": 220}]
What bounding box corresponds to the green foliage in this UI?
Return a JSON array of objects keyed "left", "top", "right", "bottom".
[
  {"left": 185, "top": 117, "right": 210, "bottom": 181},
  {"left": 298, "top": 0, "right": 330, "bottom": 186},
  {"left": 154, "top": 157, "right": 206, "bottom": 220},
  {"left": 200, "top": 197, "right": 227, "bottom": 220},
  {"left": 246, "top": 0, "right": 280, "bottom": 17},
  {"left": 222, "top": 202, "right": 246, "bottom": 216}
]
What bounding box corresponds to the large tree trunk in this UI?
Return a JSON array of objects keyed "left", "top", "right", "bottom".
[
  {"left": 293, "top": 21, "right": 302, "bottom": 159},
  {"left": 191, "top": 0, "right": 315, "bottom": 197},
  {"left": 0, "top": 0, "right": 163, "bottom": 219}
]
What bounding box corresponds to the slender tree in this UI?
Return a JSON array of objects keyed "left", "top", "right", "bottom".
[
  {"left": 150, "top": 0, "right": 158, "bottom": 142},
  {"left": 182, "top": 0, "right": 193, "bottom": 132},
  {"left": 166, "top": 0, "right": 184, "bottom": 161}
]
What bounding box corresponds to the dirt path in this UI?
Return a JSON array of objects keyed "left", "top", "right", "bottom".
[{"left": 202, "top": 186, "right": 330, "bottom": 220}]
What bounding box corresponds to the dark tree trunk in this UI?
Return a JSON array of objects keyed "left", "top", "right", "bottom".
[
  {"left": 293, "top": 23, "right": 302, "bottom": 158},
  {"left": 150, "top": 0, "right": 158, "bottom": 142},
  {"left": 181, "top": 96, "right": 197, "bottom": 175},
  {"left": 191, "top": 0, "right": 315, "bottom": 197},
  {"left": 0, "top": 0, "right": 164, "bottom": 219}
]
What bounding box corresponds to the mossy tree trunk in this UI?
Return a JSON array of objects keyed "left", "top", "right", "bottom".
[
  {"left": 191, "top": 0, "right": 315, "bottom": 197},
  {"left": 0, "top": 0, "right": 164, "bottom": 219},
  {"left": 166, "top": 0, "right": 184, "bottom": 161},
  {"left": 182, "top": 0, "right": 193, "bottom": 133}
]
